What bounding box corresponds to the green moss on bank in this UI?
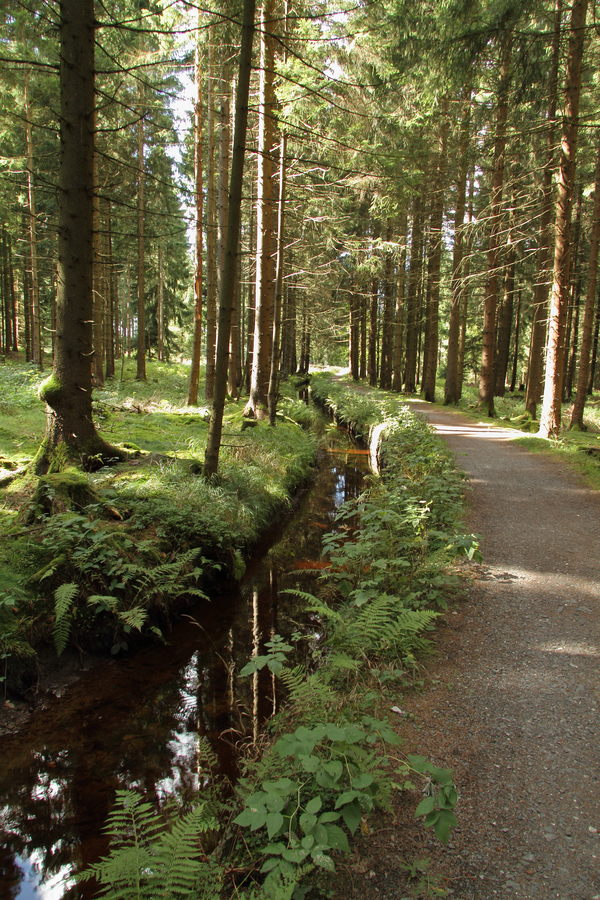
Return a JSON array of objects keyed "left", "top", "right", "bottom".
[{"left": 0, "top": 360, "right": 318, "bottom": 683}]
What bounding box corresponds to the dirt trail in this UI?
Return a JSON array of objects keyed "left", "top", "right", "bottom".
[{"left": 338, "top": 403, "right": 600, "bottom": 900}]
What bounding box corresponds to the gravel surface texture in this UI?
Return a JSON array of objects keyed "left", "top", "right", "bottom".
[{"left": 335, "top": 403, "right": 600, "bottom": 900}]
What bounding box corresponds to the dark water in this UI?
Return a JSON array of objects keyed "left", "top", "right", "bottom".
[{"left": 0, "top": 428, "right": 370, "bottom": 900}]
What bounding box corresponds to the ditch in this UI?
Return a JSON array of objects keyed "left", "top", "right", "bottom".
[{"left": 0, "top": 425, "right": 372, "bottom": 900}]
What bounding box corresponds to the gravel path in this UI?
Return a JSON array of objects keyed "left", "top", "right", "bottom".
[{"left": 337, "top": 403, "right": 600, "bottom": 900}]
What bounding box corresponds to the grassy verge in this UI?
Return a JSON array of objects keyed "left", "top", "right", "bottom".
[
  {"left": 436, "top": 381, "right": 600, "bottom": 490},
  {"left": 86, "top": 374, "right": 474, "bottom": 900},
  {"left": 0, "top": 359, "right": 318, "bottom": 688}
]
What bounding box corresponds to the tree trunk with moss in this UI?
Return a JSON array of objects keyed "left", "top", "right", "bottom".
[
  {"left": 203, "top": 0, "right": 256, "bottom": 477},
  {"left": 36, "top": 0, "right": 123, "bottom": 473}
]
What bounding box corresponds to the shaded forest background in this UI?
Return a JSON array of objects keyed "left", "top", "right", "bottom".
[{"left": 1, "top": 0, "right": 600, "bottom": 453}]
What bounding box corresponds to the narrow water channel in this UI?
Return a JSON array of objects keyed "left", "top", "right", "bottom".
[{"left": 0, "top": 427, "right": 371, "bottom": 900}]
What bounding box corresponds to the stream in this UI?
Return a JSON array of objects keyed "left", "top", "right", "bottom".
[{"left": 0, "top": 427, "right": 371, "bottom": 900}]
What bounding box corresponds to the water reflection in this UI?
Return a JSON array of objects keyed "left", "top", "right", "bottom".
[{"left": 0, "top": 429, "right": 370, "bottom": 899}]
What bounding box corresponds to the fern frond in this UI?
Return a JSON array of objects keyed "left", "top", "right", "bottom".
[
  {"left": 118, "top": 607, "right": 148, "bottom": 631},
  {"left": 53, "top": 582, "right": 78, "bottom": 655},
  {"left": 80, "top": 791, "right": 224, "bottom": 899}
]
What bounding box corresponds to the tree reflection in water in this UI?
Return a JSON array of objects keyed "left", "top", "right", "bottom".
[{"left": 0, "top": 428, "right": 370, "bottom": 899}]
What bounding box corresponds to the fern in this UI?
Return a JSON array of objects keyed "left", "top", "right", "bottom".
[
  {"left": 53, "top": 582, "right": 78, "bottom": 655},
  {"left": 80, "top": 790, "right": 222, "bottom": 899},
  {"left": 117, "top": 607, "right": 148, "bottom": 631},
  {"left": 134, "top": 548, "right": 207, "bottom": 605},
  {"left": 331, "top": 592, "right": 437, "bottom": 663}
]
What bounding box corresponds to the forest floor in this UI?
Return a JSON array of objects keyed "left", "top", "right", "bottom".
[{"left": 333, "top": 401, "right": 600, "bottom": 900}]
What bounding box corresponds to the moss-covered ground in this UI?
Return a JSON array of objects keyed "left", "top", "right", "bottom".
[{"left": 0, "top": 358, "right": 318, "bottom": 683}]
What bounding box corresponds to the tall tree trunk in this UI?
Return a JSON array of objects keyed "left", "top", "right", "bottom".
[
  {"left": 188, "top": 22, "right": 204, "bottom": 405},
  {"left": 479, "top": 33, "right": 512, "bottom": 416},
  {"left": 228, "top": 249, "right": 243, "bottom": 398},
  {"left": 8, "top": 235, "right": 18, "bottom": 351},
  {"left": 539, "top": 0, "right": 588, "bottom": 437},
  {"left": 525, "top": 0, "right": 563, "bottom": 417},
  {"left": 379, "top": 222, "right": 395, "bottom": 389},
  {"left": 422, "top": 104, "right": 449, "bottom": 402},
  {"left": 24, "top": 71, "right": 42, "bottom": 369},
  {"left": 457, "top": 172, "right": 476, "bottom": 398},
  {"left": 563, "top": 187, "right": 583, "bottom": 400},
  {"left": 349, "top": 286, "right": 360, "bottom": 381},
  {"left": 203, "top": 0, "right": 256, "bottom": 477},
  {"left": 359, "top": 290, "right": 367, "bottom": 380},
  {"left": 445, "top": 92, "right": 471, "bottom": 404},
  {"left": 494, "top": 201, "right": 515, "bottom": 396},
  {"left": 92, "top": 144, "right": 104, "bottom": 386},
  {"left": 157, "top": 244, "right": 165, "bottom": 363},
  {"left": 245, "top": 0, "right": 277, "bottom": 420},
  {"left": 105, "top": 200, "right": 115, "bottom": 378},
  {"left": 588, "top": 289, "right": 600, "bottom": 393},
  {"left": 204, "top": 39, "right": 218, "bottom": 401},
  {"left": 136, "top": 81, "right": 146, "bottom": 381},
  {"left": 391, "top": 211, "right": 407, "bottom": 392},
  {"left": 570, "top": 141, "right": 600, "bottom": 427},
  {"left": 509, "top": 289, "right": 522, "bottom": 393},
  {"left": 368, "top": 278, "right": 378, "bottom": 386},
  {"left": 404, "top": 194, "right": 424, "bottom": 392},
  {"left": 37, "top": 0, "right": 123, "bottom": 471},
  {"left": 268, "top": 130, "right": 288, "bottom": 424}
]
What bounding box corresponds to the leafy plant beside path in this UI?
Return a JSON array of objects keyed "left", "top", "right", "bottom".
[{"left": 88, "top": 376, "right": 474, "bottom": 899}]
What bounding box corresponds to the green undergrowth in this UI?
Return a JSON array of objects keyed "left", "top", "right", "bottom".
[
  {"left": 87, "top": 375, "right": 472, "bottom": 899},
  {"left": 0, "top": 360, "right": 317, "bottom": 684}
]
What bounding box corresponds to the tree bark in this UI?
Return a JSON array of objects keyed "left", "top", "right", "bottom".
[
  {"left": 245, "top": 0, "right": 277, "bottom": 420},
  {"left": 204, "top": 38, "right": 218, "bottom": 401},
  {"left": 422, "top": 108, "right": 449, "bottom": 402},
  {"left": 494, "top": 200, "right": 515, "bottom": 396},
  {"left": 445, "top": 93, "right": 471, "bottom": 404},
  {"left": 268, "top": 130, "right": 288, "bottom": 424},
  {"left": 525, "top": 0, "right": 562, "bottom": 417},
  {"left": 37, "top": 0, "right": 123, "bottom": 471},
  {"left": 368, "top": 278, "right": 378, "bottom": 386},
  {"left": 570, "top": 141, "right": 600, "bottom": 427},
  {"left": 391, "top": 210, "right": 407, "bottom": 392},
  {"left": 203, "top": 0, "right": 256, "bottom": 477},
  {"left": 188, "top": 21, "right": 204, "bottom": 405},
  {"left": 404, "top": 194, "right": 424, "bottom": 392},
  {"left": 135, "top": 81, "right": 146, "bottom": 381},
  {"left": 105, "top": 200, "right": 115, "bottom": 378},
  {"left": 539, "top": 0, "right": 588, "bottom": 437},
  {"left": 24, "top": 71, "right": 42, "bottom": 369},
  {"left": 479, "top": 33, "right": 512, "bottom": 416}
]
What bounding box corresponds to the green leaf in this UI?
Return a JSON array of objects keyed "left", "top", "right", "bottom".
[
  {"left": 311, "top": 851, "right": 335, "bottom": 872},
  {"left": 335, "top": 790, "right": 359, "bottom": 808},
  {"left": 234, "top": 808, "right": 259, "bottom": 828},
  {"left": 266, "top": 812, "right": 284, "bottom": 839},
  {"left": 415, "top": 796, "right": 436, "bottom": 817},
  {"left": 299, "top": 812, "right": 317, "bottom": 835},
  {"left": 324, "top": 824, "right": 350, "bottom": 853},
  {"left": 341, "top": 801, "right": 361, "bottom": 834},
  {"left": 305, "top": 796, "right": 322, "bottom": 815},
  {"left": 265, "top": 793, "right": 285, "bottom": 814},
  {"left": 352, "top": 773, "right": 374, "bottom": 790},
  {"left": 433, "top": 809, "right": 457, "bottom": 843}
]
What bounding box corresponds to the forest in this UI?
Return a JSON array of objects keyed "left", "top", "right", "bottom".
[{"left": 1, "top": 0, "right": 599, "bottom": 898}]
